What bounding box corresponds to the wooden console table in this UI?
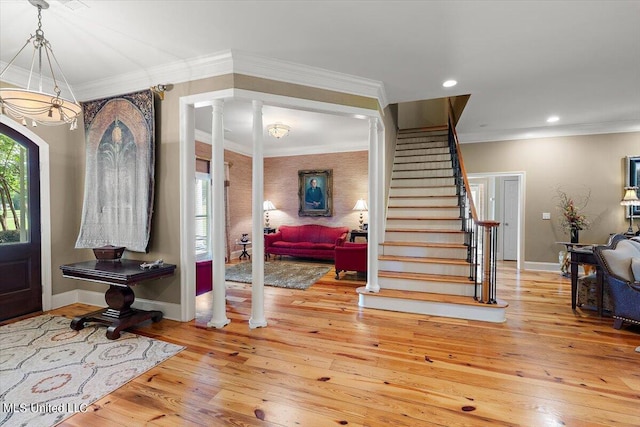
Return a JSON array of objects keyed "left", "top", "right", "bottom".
[
  {"left": 60, "top": 259, "right": 176, "bottom": 339},
  {"left": 564, "top": 245, "right": 605, "bottom": 316}
]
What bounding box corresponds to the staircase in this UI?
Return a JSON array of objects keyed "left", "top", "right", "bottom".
[{"left": 357, "top": 128, "right": 508, "bottom": 323}]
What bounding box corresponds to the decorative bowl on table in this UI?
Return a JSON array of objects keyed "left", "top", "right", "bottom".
[{"left": 93, "top": 245, "right": 126, "bottom": 260}]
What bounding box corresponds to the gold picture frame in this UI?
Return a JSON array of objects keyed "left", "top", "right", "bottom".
[{"left": 298, "top": 169, "right": 332, "bottom": 217}]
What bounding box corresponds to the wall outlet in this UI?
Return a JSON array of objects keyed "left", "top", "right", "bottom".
[{"left": 542, "top": 212, "right": 551, "bottom": 220}]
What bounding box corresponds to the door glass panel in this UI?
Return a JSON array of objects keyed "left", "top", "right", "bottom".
[{"left": 0, "top": 134, "right": 29, "bottom": 245}]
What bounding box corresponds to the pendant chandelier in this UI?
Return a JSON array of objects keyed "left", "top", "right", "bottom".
[{"left": 0, "top": 0, "right": 81, "bottom": 129}]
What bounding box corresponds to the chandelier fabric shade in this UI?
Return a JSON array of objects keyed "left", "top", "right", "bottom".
[
  {"left": 267, "top": 123, "right": 290, "bottom": 139},
  {"left": 0, "top": 0, "right": 81, "bottom": 129}
]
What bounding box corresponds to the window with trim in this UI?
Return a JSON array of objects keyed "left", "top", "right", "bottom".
[{"left": 195, "top": 172, "right": 211, "bottom": 260}]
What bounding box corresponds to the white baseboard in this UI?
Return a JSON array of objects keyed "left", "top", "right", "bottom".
[
  {"left": 523, "top": 261, "right": 560, "bottom": 272},
  {"left": 523, "top": 261, "right": 589, "bottom": 276},
  {"left": 51, "top": 289, "right": 182, "bottom": 321}
]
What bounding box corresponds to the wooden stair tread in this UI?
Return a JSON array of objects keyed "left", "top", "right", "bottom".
[
  {"left": 386, "top": 216, "right": 460, "bottom": 220},
  {"left": 389, "top": 195, "right": 457, "bottom": 199},
  {"left": 378, "top": 270, "right": 470, "bottom": 283},
  {"left": 357, "top": 287, "right": 509, "bottom": 308},
  {"left": 382, "top": 241, "right": 467, "bottom": 249},
  {"left": 379, "top": 255, "right": 469, "bottom": 265},
  {"left": 389, "top": 185, "right": 456, "bottom": 189},
  {"left": 385, "top": 228, "right": 466, "bottom": 234}
]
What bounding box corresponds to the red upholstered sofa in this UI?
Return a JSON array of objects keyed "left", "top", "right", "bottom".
[
  {"left": 265, "top": 224, "right": 349, "bottom": 260},
  {"left": 335, "top": 242, "right": 368, "bottom": 279}
]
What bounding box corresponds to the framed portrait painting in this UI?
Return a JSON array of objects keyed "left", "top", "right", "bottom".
[
  {"left": 299, "top": 169, "right": 333, "bottom": 217},
  {"left": 627, "top": 155, "right": 640, "bottom": 217}
]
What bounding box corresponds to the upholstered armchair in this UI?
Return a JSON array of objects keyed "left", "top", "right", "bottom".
[
  {"left": 593, "top": 234, "right": 640, "bottom": 329},
  {"left": 334, "top": 242, "right": 367, "bottom": 279}
]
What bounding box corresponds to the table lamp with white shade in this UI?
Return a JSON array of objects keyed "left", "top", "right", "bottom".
[
  {"left": 352, "top": 199, "right": 368, "bottom": 230},
  {"left": 263, "top": 200, "right": 276, "bottom": 228},
  {"left": 620, "top": 186, "right": 640, "bottom": 234}
]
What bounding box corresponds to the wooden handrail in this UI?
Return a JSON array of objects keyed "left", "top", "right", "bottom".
[{"left": 447, "top": 103, "right": 479, "bottom": 223}]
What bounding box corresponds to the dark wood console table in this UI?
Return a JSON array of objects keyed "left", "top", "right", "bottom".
[
  {"left": 60, "top": 259, "right": 176, "bottom": 339},
  {"left": 565, "top": 245, "right": 605, "bottom": 316}
]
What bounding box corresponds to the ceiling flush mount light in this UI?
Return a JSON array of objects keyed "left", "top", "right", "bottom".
[
  {"left": 442, "top": 80, "right": 457, "bottom": 88},
  {"left": 0, "top": 0, "right": 81, "bottom": 129},
  {"left": 546, "top": 115, "right": 560, "bottom": 123},
  {"left": 267, "top": 123, "right": 291, "bottom": 139}
]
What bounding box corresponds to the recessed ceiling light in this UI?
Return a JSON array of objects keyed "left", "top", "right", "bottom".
[
  {"left": 546, "top": 115, "right": 560, "bottom": 123},
  {"left": 442, "top": 80, "right": 457, "bottom": 88}
]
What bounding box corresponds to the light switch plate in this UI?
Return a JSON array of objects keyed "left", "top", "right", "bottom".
[{"left": 542, "top": 212, "right": 551, "bottom": 220}]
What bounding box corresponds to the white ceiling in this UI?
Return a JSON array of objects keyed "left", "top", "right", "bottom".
[{"left": 1, "top": 0, "right": 639, "bottom": 155}]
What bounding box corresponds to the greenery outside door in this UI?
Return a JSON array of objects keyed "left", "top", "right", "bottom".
[{"left": 0, "top": 124, "right": 41, "bottom": 321}]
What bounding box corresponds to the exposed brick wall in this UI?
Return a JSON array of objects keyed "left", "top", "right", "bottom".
[
  {"left": 200, "top": 147, "right": 368, "bottom": 254},
  {"left": 265, "top": 151, "right": 368, "bottom": 231}
]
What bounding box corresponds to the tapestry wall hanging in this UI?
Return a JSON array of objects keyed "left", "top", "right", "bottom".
[{"left": 75, "top": 90, "right": 155, "bottom": 252}]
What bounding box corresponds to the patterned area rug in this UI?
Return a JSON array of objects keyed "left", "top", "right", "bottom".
[
  {"left": 0, "top": 315, "right": 184, "bottom": 427},
  {"left": 225, "top": 261, "right": 331, "bottom": 290}
]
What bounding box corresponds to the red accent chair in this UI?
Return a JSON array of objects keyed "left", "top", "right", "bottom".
[{"left": 334, "top": 242, "right": 367, "bottom": 279}]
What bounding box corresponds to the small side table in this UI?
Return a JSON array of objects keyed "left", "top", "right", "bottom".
[
  {"left": 350, "top": 229, "right": 368, "bottom": 242},
  {"left": 239, "top": 241, "right": 251, "bottom": 260}
]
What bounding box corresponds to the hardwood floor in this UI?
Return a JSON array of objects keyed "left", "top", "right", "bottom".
[{"left": 44, "top": 262, "right": 639, "bottom": 426}]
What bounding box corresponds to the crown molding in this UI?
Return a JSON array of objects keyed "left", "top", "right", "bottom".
[
  {"left": 194, "top": 128, "right": 367, "bottom": 158},
  {"left": 230, "top": 50, "right": 387, "bottom": 109},
  {"left": 40, "top": 49, "right": 386, "bottom": 108}
]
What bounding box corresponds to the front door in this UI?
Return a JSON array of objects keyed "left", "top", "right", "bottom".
[{"left": 0, "top": 124, "right": 41, "bottom": 321}]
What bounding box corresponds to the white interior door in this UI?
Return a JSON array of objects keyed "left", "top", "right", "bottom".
[{"left": 502, "top": 178, "right": 519, "bottom": 261}]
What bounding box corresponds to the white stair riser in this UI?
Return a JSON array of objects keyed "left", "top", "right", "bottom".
[
  {"left": 387, "top": 218, "right": 462, "bottom": 231},
  {"left": 396, "top": 141, "right": 449, "bottom": 151},
  {"left": 377, "top": 276, "right": 475, "bottom": 296},
  {"left": 393, "top": 169, "right": 454, "bottom": 179},
  {"left": 394, "top": 153, "right": 451, "bottom": 164},
  {"left": 388, "top": 197, "right": 458, "bottom": 207},
  {"left": 385, "top": 231, "right": 466, "bottom": 244},
  {"left": 396, "top": 147, "right": 449, "bottom": 157},
  {"left": 391, "top": 177, "right": 456, "bottom": 187},
  {"left": 394, "top": 161, "right": 452, "bottom": 171},
  {"left": 385, "top": 220, "right": 461, "bottom": 230},
  {"left": 379, "top": 259, "right": 469, "bottom": 276},
  {"left": 387, "top": 207, "right": 460, "bottom": 218},
  {"left": 358, "top": 294, "right": 506, "bottom": 323},
  {"left": 382, "top": 245, "right": 467, "bottom": 259},
  {"left": 389, "top": 186, "right": 457, "bottom": 197}
]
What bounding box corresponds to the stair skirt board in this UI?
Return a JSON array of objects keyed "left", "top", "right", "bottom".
[
  {"left": 357, "top": 290, "right": 507, "bottom": 323},
  {"left": 377, "top": 276, "right": 476, "bottom": 296}
]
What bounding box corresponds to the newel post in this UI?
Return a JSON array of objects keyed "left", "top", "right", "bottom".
[{"left": 478, "top": 220, "right": 500, "bottom": 304}]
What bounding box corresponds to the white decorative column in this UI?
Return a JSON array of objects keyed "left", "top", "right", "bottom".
[
  {"left": 249, "top": 100, "right": 268, "bottom": 328},
  {"left": 366, "top": 117, "right": 380, "bottom": 292},
  {"left": 207, "top": 100, "right": 230, "bottom": 328}
]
